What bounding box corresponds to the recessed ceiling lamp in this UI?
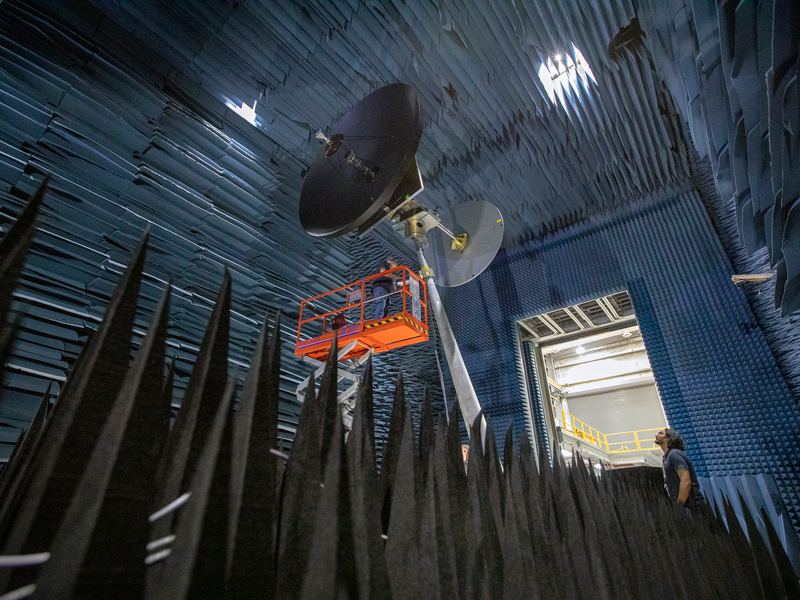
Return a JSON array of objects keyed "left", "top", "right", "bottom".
[
  {"left": 622, "top": 331, "right": 632, "bottom": 338},
  {"left": 232, "top": 99, "right": 258, "bottom": 126},
  {"left": 576, "top": 345, "right": 586, "bottom": 354},
  {"left": 537, "top": 44, "right": 596, "bottom": 107}
]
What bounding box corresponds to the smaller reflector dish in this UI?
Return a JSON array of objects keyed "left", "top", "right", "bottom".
[{"left": 426, "top": 200, "right": 504, "bottom": 287}]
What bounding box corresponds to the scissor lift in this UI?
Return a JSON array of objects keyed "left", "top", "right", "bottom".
[
  {"left": 294, "top": 265, "right": 429, "bottom": 425},
  {"left": 294, "top": 265, "right": 428, "bottom": 362}
]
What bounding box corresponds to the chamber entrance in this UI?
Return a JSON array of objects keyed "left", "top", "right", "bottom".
[{"left": 519, "top": 291, "right": 668, "bottom": 469}]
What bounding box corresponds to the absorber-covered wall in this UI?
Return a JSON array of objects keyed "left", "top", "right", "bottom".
[
  {"left": 445, "top": 185, "right": 800, "bottom": 532},
  {"left": 636, "top": 1, "right": 800, "bottom": 396}
]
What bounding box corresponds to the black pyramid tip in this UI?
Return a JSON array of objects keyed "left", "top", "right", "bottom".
[
  {"left": 227, "top": 310, "right": 282, "bottom": 598},
  {"left": 738, "top": 492, "right": 785, "bottom": 598},
  {"left": 415, "top": 452, "right": 442, "bottom": 600},
  {"left": 32, "top": 281, "right": 171, "bottom": 600},
  {"left": 467, "top": 410, "right": 483, "bottom": 464},
  {"left": 384, "top": 398, "right": 418, "bottom": 599},
  {"left": 75, "top": 282, "right": 171, "bottom": 596},
  {"left": 482, "top": 417, "right": 504, "bottom": 523},
  {"left": 380, "top": 371, "right": 408, "bottom": 532},
  {"left": 431, "top": 415, "right": 459, "bottom": 599},
  {"left": 0, "top": 381, "right": 50, "bottom": 500},
  {"left": 346, "top": 357, "right": 390, "bottom": 599},
  {"left": 154, "top": 270, "right": 231, "bottom": 533},
  {"left": 188, "top": 378, "right": 235, "bottom": 600},
  {"left": 150, "top": 378, "right": 236, "bottom": 600},
  {"left": 300, "top": 403, "right": 358, "bottom": 599},
  {"left": 276, "top": 349, "right": 332, "bottom": 596},
  {"left": 502, "top": 422, "right": 514, "bottom": 475},
  {"left": 0, "top": 175, "right": 50, "bottom": 323},
  {"left": 444, "top": 402, "right": 466, "bottom": 490},
  {"left": 759, "top": 506, "right": 800, "bottom": 597},
  {"left": 418, "top": 385, "right": 435, "bottom": 488},
  {"left": 349, "top": 357, "right": 376, "bottom": 457},
  {"left": 318, "top": 334, "right": 340, "bottom": 472},
  {"left": 0, "top": 227, "right": 149, "bottom": 577},
  {"left": 440, "top": 402, "right": 468, "bottom": 597}
]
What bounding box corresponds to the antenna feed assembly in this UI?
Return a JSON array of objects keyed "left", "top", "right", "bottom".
[
  {"left": 392, "top": 198, "right": 473, "bottom": 260},
  {"left": 391, "top": 199, "right": 446, "bottom": 249}
]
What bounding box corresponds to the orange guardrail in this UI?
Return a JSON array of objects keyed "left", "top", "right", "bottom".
[
  {"left": 295, "top": 265, "right": 428, "bottom": 361},
  {"left": 551, "top": 404, "right": 662, "bottom": 454}
]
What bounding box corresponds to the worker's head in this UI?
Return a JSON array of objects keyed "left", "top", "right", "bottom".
[
  {"left": 386, "top": 257, "right": 397, "bottom": 267},
  {"left": 655, "top": 428, "right": 684, "bottom": 451}
]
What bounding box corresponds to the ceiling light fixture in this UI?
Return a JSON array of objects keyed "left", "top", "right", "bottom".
[
  {"left": 576, "top": 345, "right": 586, "bottom": 354},
  {"left": 622, "top": 331, "right": 632, "bottom": 338},
  {"left": 537, "top": 44, "right": 596, "bottom": 107},
  {"left": 232, "top": 100, "right": 258, "bottom": 126}
]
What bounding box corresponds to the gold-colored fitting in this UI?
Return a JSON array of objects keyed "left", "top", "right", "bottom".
[
  {"left": 451, "top": 233, "right": 469, "bottom": 252},
  {"left": 419, "top": 266, "right": 434, "bottom": 280}
]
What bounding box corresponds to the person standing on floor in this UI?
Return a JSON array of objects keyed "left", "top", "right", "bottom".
[{"left": 655, "top": 428, "right": 705, "bottom": 514}]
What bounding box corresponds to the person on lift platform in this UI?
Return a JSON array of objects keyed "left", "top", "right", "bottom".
[{"left": 372, "top": 257, "right": 401, "bottom": 320}]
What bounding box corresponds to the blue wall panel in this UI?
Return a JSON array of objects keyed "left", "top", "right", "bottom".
[{"left": 445, "top": 187, "right": 800, "bottom": 531}]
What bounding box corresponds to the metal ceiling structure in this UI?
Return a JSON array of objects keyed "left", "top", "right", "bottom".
[{"left": 519, "top": 291, "right": 635, "bottom": 342}]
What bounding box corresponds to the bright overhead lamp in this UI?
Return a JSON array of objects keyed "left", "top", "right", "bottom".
[
  {"left": 576, "top": 346, "right": 586, "bottom": 354},
  {"left": 537, "top": 44, "right": 596, "bottom": 108},
  {"left": 232, "top": 99, "right": 258, "bottom": 126}
]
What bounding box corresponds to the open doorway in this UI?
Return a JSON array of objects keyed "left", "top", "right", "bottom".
[{"left": 519, "top": 291, "right": 667, "bottom": 468}]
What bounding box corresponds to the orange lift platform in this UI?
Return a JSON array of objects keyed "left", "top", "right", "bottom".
[{"left": 295, "top": 265, "right": 429, "bottom": 362}]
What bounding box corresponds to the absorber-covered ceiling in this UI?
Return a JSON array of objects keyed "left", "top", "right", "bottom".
[{"left": 49, "top": 0, "right": 691, "bottom": 243}]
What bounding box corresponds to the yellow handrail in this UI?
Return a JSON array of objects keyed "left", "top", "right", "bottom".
[
  {"left": 604, "top": 428, "right": 662, "bottom": 453},
  {"left": 551, "top": 404, "right": 607, "bottom": 449},
  {"left": 551, "top": 404, "right": 662, "bottom": 453}
]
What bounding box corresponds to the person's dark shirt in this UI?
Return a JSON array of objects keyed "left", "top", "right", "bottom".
[
  {"left": 372, "top": 260, "right": 394, "bottom": 291},
  {"left": 662, "top": 448, "right": 702, "bottom": 509}
]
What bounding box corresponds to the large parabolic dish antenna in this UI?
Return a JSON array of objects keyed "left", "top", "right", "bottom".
[
  {"left": 298, "top": 83, "right": 500, "bottom": 439},
  {"left": 426, "top": 200, "right": 504, "bottom": 287},
  {"left": 299, "top": 83, "right": 423, "bottom": 237}
]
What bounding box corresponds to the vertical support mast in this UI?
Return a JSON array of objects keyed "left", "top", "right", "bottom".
[{"left": 417, "top": 246, "right": 483, "bottom": 437}]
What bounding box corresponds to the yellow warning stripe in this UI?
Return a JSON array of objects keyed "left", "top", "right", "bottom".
[
  {"left": 364, "top": 315, "right": 428, "bottom": 335},
  {"left": 364, "top": 316, "right": 402, "bottom": 329},
  {"left": 404, "top": 317, "right": 428, "bottom": 335}
]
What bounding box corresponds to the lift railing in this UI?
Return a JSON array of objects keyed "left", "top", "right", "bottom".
[
  {"left": 551, "top": 403, "right": 662, "bottom": 454},
  {"left": 295, "top": 265, "right": 427, "bottom": 347}
]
